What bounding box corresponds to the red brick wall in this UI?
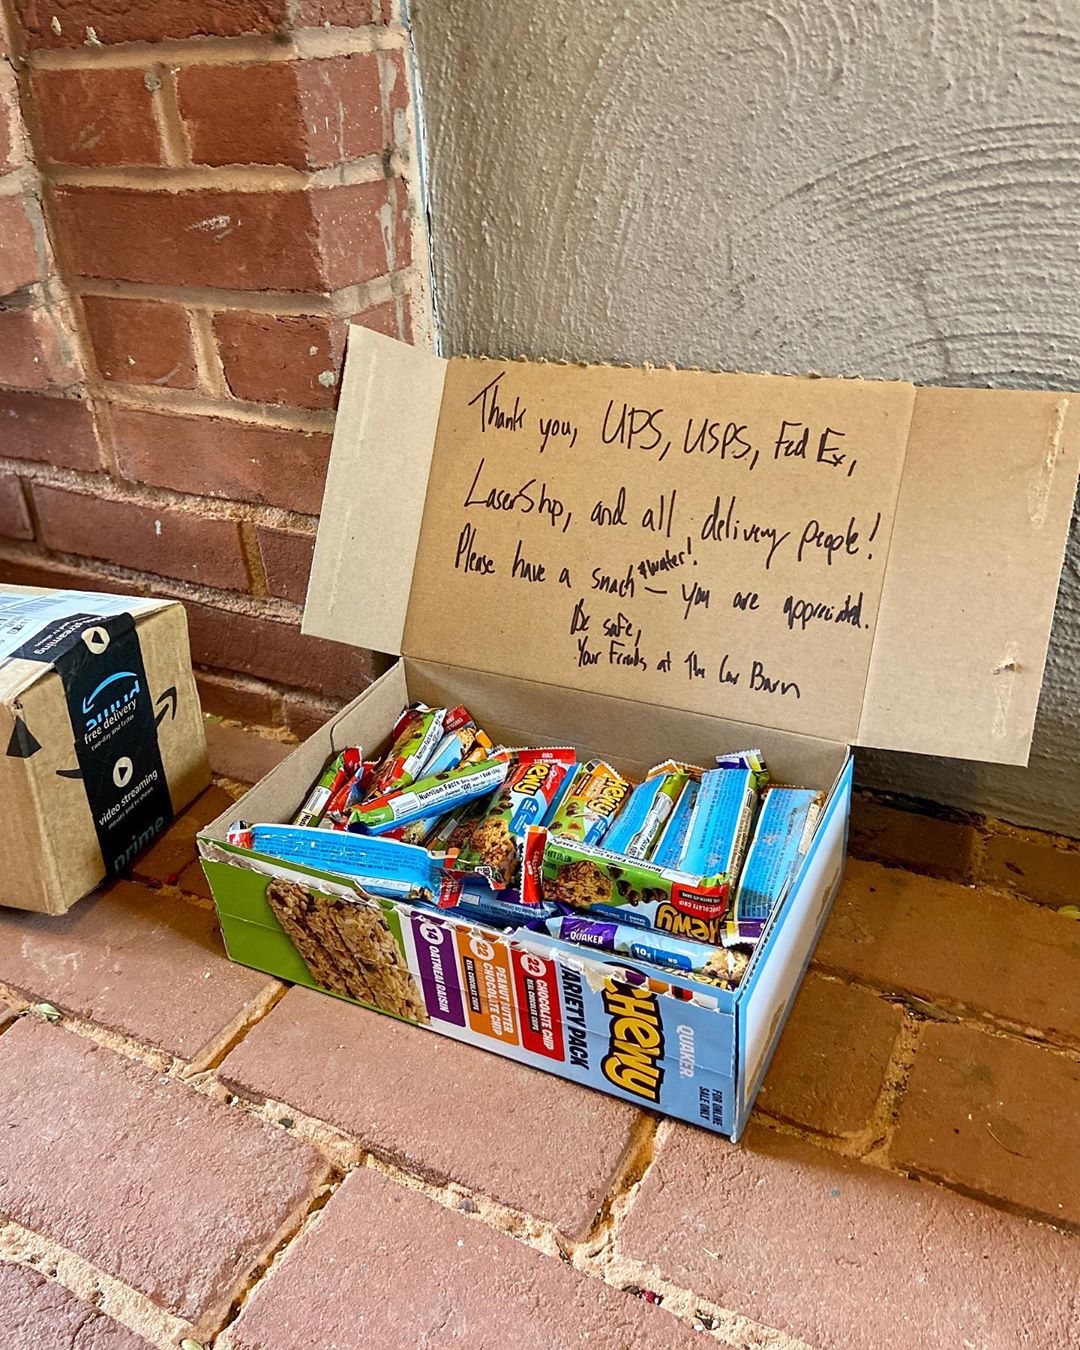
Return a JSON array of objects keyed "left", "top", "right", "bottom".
[{"left": 0, "top": 0, "right": 431, "bottom": 737}]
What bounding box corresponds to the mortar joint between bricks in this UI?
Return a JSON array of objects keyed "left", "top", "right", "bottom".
[
  {"left": 811, "top": 960, "right": 1080, "bottom": 1060},
  {"left": 573, "top": 1215, "right": 805, "bottom": 1348},
  {"left": 187, "top": 307, "right": 230, "bottom": 398},
  {"left": 100, "top": 382, "right": 337, "bottom": 434},
  {"left": 179, "top": 980, "right": 291, "bottom": 1078},
  {"left": 575, "top": 1112, "right": 663, "bottom": 1261},
  {"left": 237, "top": 518, "right": 271, "bottom": 600},
  {"left": 0, "top": 983, "right": 178, "bottom": 1076},
  {"left": 25, "top": 27, "right": 408, "bottom": 73},
  {"left": 0, "top": 458, "right": 320, "bottom": 534},
  {"left": 210, "top": 1170, "right": 346, "bottom": 1347},
  {"left": 44, "top": 156, "right": 395, "bottom": 194},
  {"left": 70, "top": 272, "right": 402, "bottom": 318},
  {"left": 0, "top": 540, "right": 309, "bottom": 625},
  {"left": 148, "top": 60, "right": 190, "bottom": 169},
  {"left": 889, "top": 1167, "right": 1080, "bottom": 1240},
  {"left": 846, "top": 1007, "right": 925, "bottom": 1166},
  {"left": 0, "top": 1218, "right": 200, "bottom": 1350}
]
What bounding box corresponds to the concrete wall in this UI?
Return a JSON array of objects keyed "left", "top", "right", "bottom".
[{"left": 411, "top": 0, "right": 1080, "bottom": 835}]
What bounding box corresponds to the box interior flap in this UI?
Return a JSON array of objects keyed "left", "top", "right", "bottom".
[
  {"left": 856, "top": 386, "right": 1080, "bottom": 764},
  {"left": 309, "top": 335, "right": 1078, "bottom": 762},
  {"left": 303, "top": 329, "right": 448, "bottom": 655}
]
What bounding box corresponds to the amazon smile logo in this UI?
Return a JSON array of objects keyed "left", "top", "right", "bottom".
[{"left": 81, "top": 670, "right": 141, "bottom": 733}]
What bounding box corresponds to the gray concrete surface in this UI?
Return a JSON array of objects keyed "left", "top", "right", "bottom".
[{"left": 411, "top": 0, "right": 1080, "bottom": 834}]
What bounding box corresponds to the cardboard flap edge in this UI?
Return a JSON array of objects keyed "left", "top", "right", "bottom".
[
  {"left": 302, "top": 328, "right": 448, "bottom": 655},
  {"left": 857, "top": 386, "right": 1080, "bottom": 763}
]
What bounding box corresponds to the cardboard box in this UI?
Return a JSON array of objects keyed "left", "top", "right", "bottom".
[
  {"left": 198, "top": 331, "right": 1079, "bottom": 1138},
  {"left": 1, "top": 585, "right": 210, "bottom": 914}
]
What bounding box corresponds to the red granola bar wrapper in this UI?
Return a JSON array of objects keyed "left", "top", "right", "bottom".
[
  {"left": 322, "top": 759, "right": 378, "bottom": 829},
  {"left": 519, "top": 824, "right": 549, "bottom": 906},
  {"left": 455, "top": 748, "right": 576, "bottom": 889}
]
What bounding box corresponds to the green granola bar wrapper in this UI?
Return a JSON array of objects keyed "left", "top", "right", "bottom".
[{"left": 541, "top": 836, "right": 730, "bottom": 946}]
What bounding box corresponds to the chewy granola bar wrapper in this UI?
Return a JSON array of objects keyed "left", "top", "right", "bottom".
[
  {"left": 538, "top": 913, "right": 747, "bottom": 988},
  {"left": 455, "top": 748, "right": 576, "bottom": 889},
  {"left": 348, "top": 754, "right": 511, "bottom": 835},
  {"left": 293, "top": 747, "right": 362, "bottom": 828},
  {"left": 362, "top": 703, "right": 448, "bottom": 803},
  {"left": 650, "top": 778, "right": 699, "bottom": 869},
  {"left": 680, "top": 768, "right": 758, "bottom": 881},
  {"left": 602, "top": 761, "right": 693, "bottom": 860},
  {"left": 250, "top": 823, "right": 460, "bottom": 904},
  {"left": 424, "top": 796, "right": 489, "bottom": 858},
  {"left": 724, "top": 787, "right": 823, "bottom": 946},
  {"left": 541, "top": 835, "right": 730, "bottom": 946},
  {"left": 416, "top": 707, "right": 486, "bottom": 779},
  {"left": 546, "top": 759, "right": 631, "bottom": 846}
]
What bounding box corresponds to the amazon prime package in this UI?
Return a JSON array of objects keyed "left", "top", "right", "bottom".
[{"left": 0, "top": 584, "right": 209, "bottom": 914}]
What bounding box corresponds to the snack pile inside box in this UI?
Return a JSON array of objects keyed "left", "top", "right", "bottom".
[
  {"left": 200, "top": 328, "right": 1080, "bottom": 1138},
  {"left": 228, "top": 700, "right": 819, "bottom": 994}
]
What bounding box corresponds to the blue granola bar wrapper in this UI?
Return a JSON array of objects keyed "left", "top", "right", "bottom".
[
  {"left": 250, "top": 823, "right": 455, "bottom": 902},
  {"left": 650, "top": 778, "right": 699, "bottom": 869},
  {"left": 433, "top": 879, "right": 559, "bottom": 929},
  {"left": 679, "top": 768, "right": 758, "bottom": 880},
  {"left": 723, "top": 787, "right": 823, "bottom": 946},
  {"left": 602, "top": 762, "right": 691, "bottom": 860}
]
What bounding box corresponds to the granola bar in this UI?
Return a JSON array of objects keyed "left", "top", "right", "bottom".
[
  {"left": 724, "top": 787, "right": 823, "bottom": 946},
  {"left": 546, "top": 759, "right": 630, "bottom": 846}
]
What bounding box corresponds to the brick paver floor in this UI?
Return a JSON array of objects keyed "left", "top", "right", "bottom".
[{"left": 0, "top": 723, "right": 1077, "bottom": 1348}]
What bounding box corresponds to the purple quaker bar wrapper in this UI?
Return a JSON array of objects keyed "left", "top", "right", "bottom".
[
  {"left": 539, "top": 912, "right": 748, "bottom": 988},
  {"left": 724, "top": 787, "right": 823, "bottom": 946},
  {"left": 679, "top": 768, "right": 758, "bottom": 881},
  {"left": 650, "top": 778, "right": 699, "bottom": 869},
  {"left": 602, "top": 761, "right": 691, "bottom": 860}
]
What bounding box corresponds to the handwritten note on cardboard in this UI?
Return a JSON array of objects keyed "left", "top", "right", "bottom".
[{"left": 405, "top": 361, "right": 917, "bottom": 742}]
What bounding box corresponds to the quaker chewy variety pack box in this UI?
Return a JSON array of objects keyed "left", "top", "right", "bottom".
[
  {"left": 198, "top": 330, "right": 1078, "bottom": 1139},
  {"left": 0, "top": 585, "right": 209, "bottom": 914}
]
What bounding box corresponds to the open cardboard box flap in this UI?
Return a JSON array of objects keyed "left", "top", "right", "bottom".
[{"left": 305, "top": 329, "right": 1080, "bottom": 766}]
